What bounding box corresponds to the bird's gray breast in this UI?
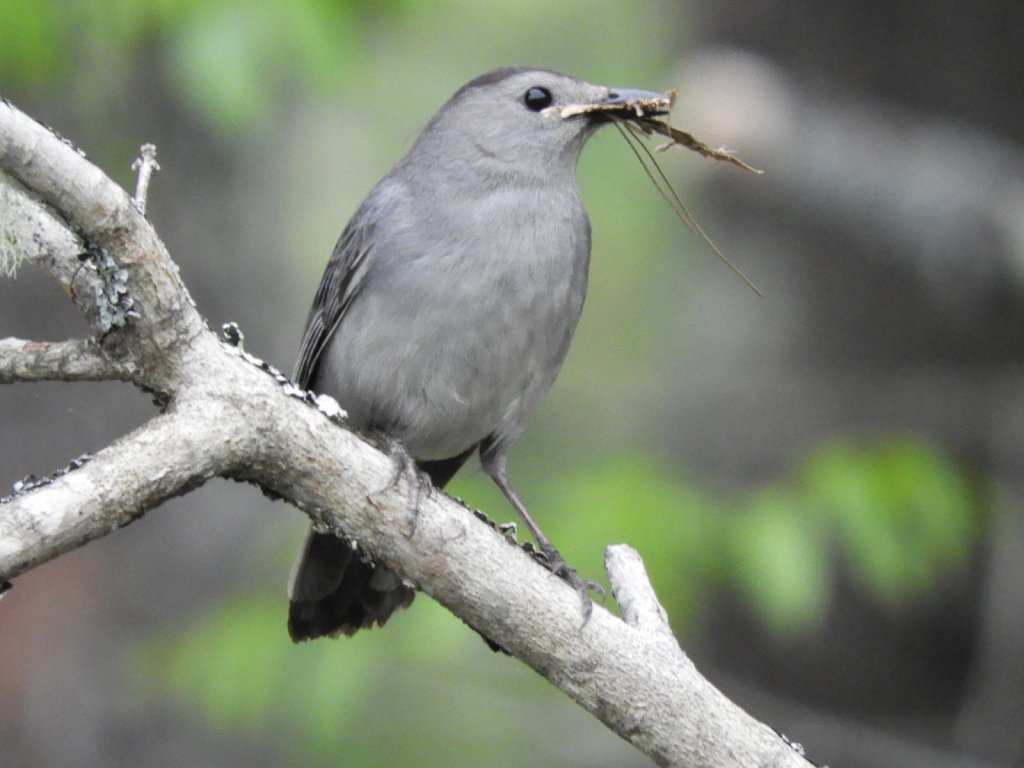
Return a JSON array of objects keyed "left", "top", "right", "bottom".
[{"left": 316, "top": 183, "right": 591, "bottom": 460}]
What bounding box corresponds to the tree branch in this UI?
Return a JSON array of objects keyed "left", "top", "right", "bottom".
[
  {"left": 0, "top": 97, "right": 813, "bottom": 768},
  {"left": 0, "top": 337, "right": 121, "bottom": 382},
  {"left": 0, "top": 404, "right": 225, "bottom": 575}
]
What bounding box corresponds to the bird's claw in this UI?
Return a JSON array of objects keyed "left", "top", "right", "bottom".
[
  {"left": 368, "top": 435, "right": 433, "bottom": 536},
  {"left": 537, "top": 542, "right": 604, "bottom": 623}
]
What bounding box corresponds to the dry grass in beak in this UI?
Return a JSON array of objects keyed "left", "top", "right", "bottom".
[{"left": 586, "top": 90, "right": 764, "bottom": 296}]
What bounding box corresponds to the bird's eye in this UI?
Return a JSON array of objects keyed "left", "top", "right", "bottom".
[{"left": 523, "top": 86, "right": 553, "bottom": 111}]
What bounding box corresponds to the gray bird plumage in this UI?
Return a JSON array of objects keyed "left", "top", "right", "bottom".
[{"left": 288, "top": 67, "right": 667, "bottom": 642}]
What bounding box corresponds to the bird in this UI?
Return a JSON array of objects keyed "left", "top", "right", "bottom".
[{"left": 287, "top": 67, "right": 669, "bottom": 642}]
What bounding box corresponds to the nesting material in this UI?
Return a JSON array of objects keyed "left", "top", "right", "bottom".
[
  {"left": 559, "top": 89, "right": 764, "bottom": 295},
  {"left": 555, "top": 90, "right": 763, "bottom": 175}
]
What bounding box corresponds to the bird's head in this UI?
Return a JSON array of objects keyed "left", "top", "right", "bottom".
[{"left": 405, "top": 67, "right": 671, "bottom": 185}]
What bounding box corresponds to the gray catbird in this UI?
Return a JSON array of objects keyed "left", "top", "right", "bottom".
[{"left": 288, "top": 67, "right": 668, "bottom": 642}]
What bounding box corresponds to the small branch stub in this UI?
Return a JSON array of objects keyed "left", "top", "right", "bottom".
[
  {"left": 606, "top": 544, "right": 674, "bottom": 638},
  {"left": 131, "top": 143, "right": 159, "bottom": 214}
]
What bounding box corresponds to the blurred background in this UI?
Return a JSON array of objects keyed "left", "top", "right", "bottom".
[{"left": 2, "top": 1, "right": 1022, "bottom": 766}]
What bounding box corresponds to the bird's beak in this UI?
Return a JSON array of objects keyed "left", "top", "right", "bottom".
[{"left": 553, "top": 88, "right": 674, "bottom": 121}]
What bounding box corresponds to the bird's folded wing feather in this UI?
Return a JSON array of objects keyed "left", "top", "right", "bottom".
[{"left": 294, "top": 219, "right": 376, "bottom": 388}]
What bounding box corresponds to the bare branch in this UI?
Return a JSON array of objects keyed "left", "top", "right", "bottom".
[
  {"left": 0, "top": 337, "right": 121, "bottom": 382},
  {"left": 1, "top": 351, "right": 812, "bottom": 766},
  {"left": 0, "top": 404, "right": 227, "bottom": 577},
  {"left": 0, "top": 100, "right": 206, "bottom": 382},
  {"left": 0, "top": 96, "right": 817, "bottom": 768}
]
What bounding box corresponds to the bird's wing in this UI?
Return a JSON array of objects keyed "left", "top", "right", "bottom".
[{"left": 294, "top": 218, "right": 376, "bottom": 388}]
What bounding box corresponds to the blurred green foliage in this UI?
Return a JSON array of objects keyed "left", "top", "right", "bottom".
[
  {"left": 164, "top": 1, "right": 366, "bottom": 130},
  {"left": 800, "top": 438, "right": 979, "bottom": 599},
  {"left": 1, "top": 0, "right": 401, "bottom": 131},
  {"left": 2, "top": 0, "right": 69, "bottom": 85},
  {"left": 732, "top": 437, "right": 979, "bottom": 634}
]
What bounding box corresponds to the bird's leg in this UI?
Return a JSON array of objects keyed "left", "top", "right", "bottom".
[
  {"left": 369, "top": 434, "right": 433, "bottom": 537},
  {"left": 488, "top": 461, "right": 604, "bottom": 622}
]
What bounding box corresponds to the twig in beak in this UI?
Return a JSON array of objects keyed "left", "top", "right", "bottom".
[{"left": 638, "top": 119, "right": 763, "bottom": 175}]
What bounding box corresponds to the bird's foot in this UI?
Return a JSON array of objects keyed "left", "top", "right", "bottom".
[
  {"left": 534, "top": 541, "right": 605, "bottom": 624},
  {"left": 368, "top": 435, "right": 433, "bottom": 536}
]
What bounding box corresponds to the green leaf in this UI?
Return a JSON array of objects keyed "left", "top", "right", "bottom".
[
  {"left": 728, "top": 489, "right": 830, "bottom": 635},
  {"left": 0, "top": 0, "right": 70, "bottom": 84},
  {"left": 800, "top": 437, "right": 978, "bottom": 602}
]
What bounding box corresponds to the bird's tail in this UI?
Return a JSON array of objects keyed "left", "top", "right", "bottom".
[
  {"left": 286, "top": 447, "right": 476, "bottom": 642},
  {"left": 287, "top": 529, "right": 414, "bottom": 642}
]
